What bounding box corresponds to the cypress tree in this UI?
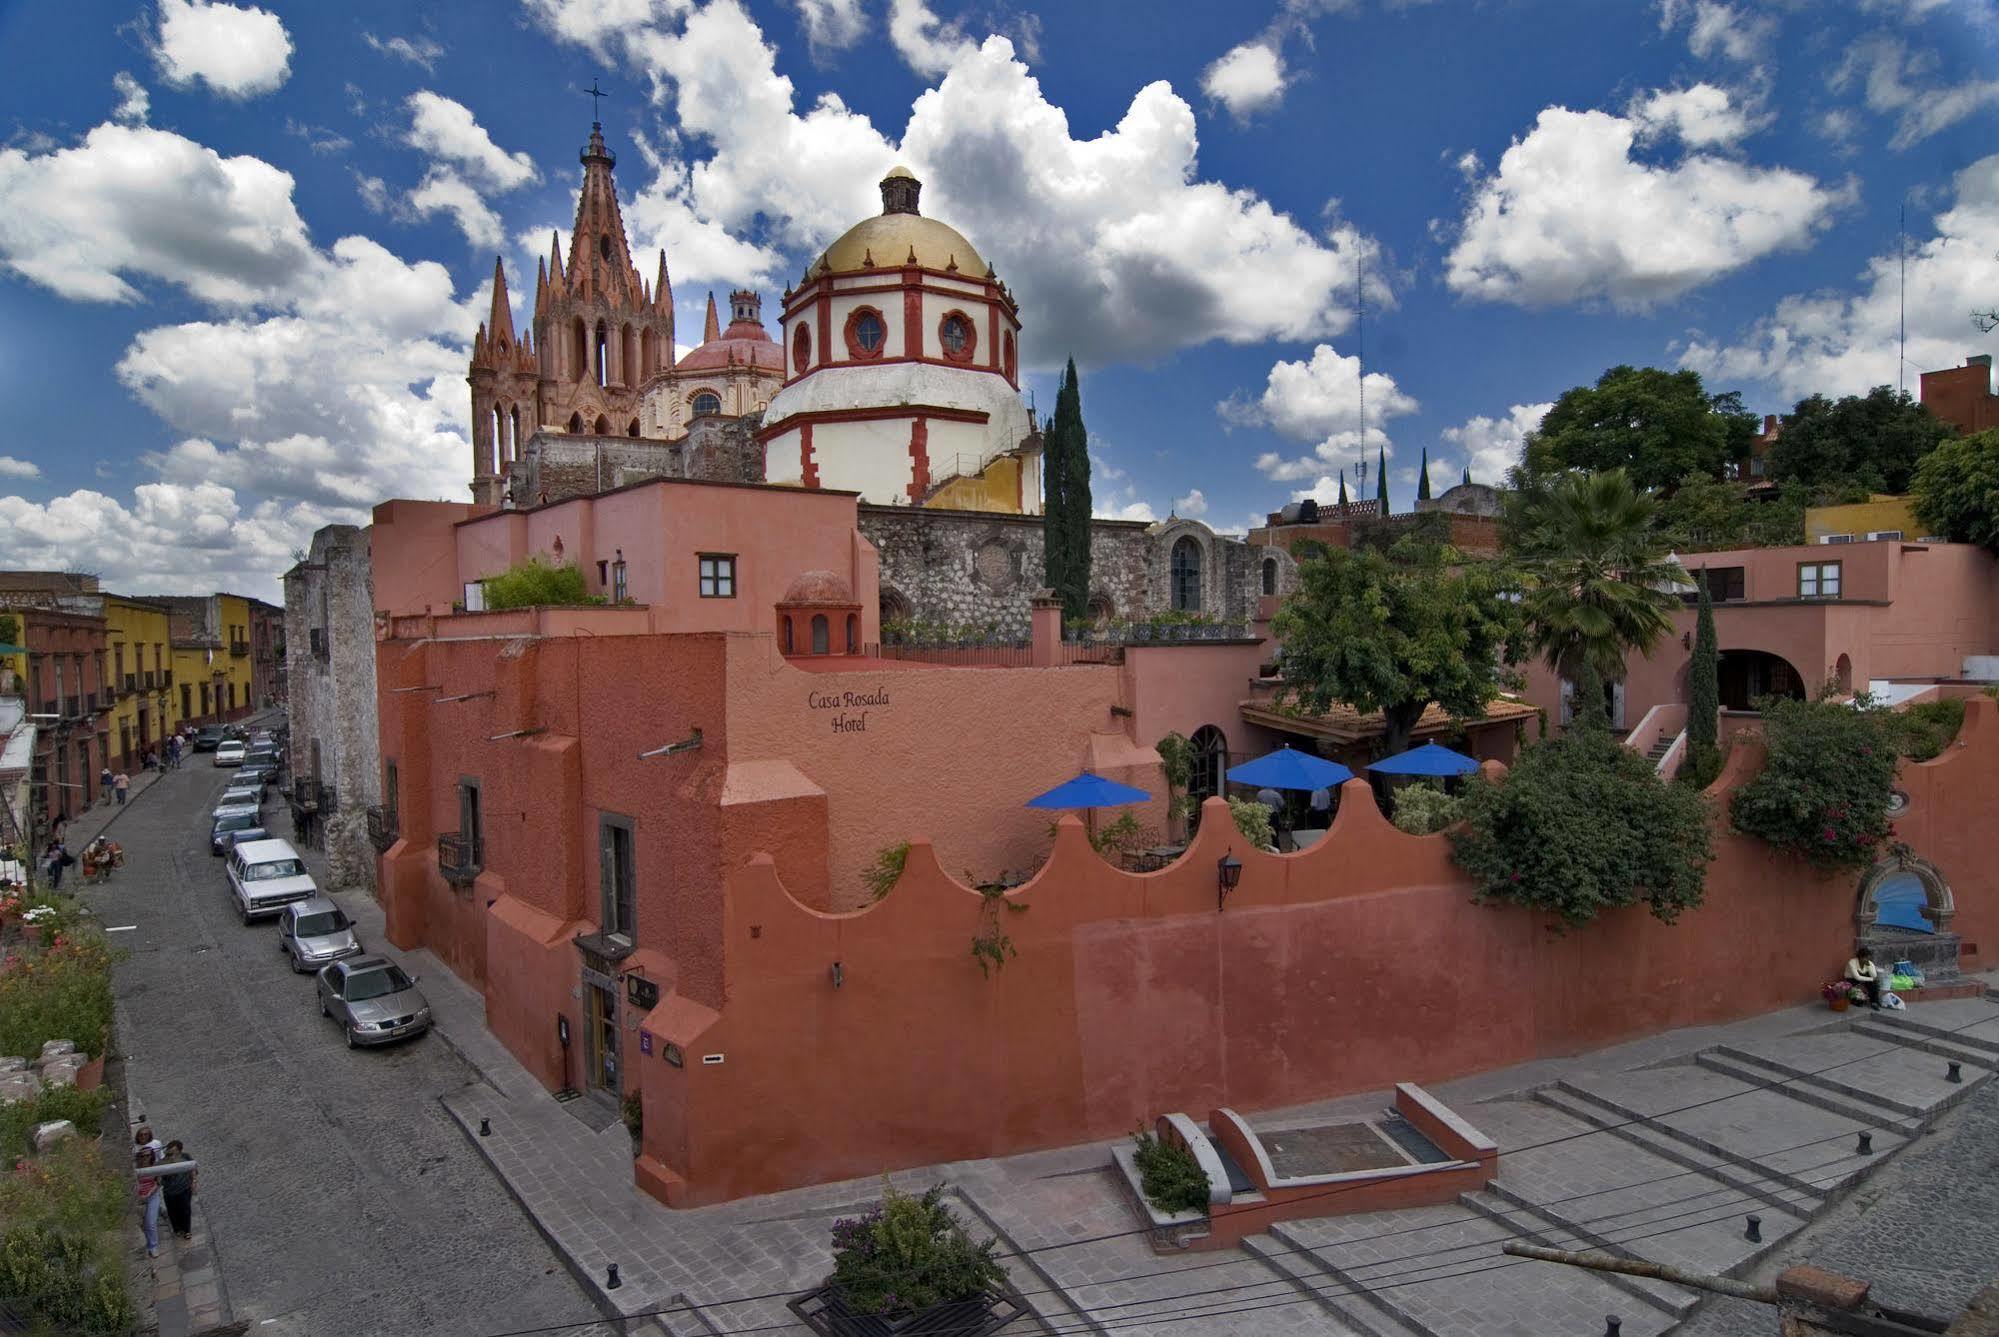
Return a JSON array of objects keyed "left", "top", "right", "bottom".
[
  {"left": 1417, "top": 447, "right": 1432, "bottom": 501},
  {"left": 1376, "top": 445, "right": 1389, "bottom": 515},
  {"left": 1688, "top": 577, "right": 1720, "bottom": 757},
  {"left": 1462, "top": 465, "right": 1472, "bottom": 486},
  {"left": 1042, "top": 359, "right": 1092, "bottom": 619}
]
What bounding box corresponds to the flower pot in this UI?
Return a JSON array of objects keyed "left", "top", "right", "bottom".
[{"left": 1828, "top": 997, "right": 1850, "bottom": 1012}]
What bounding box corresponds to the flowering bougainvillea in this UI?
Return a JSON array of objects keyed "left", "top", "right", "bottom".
[{"left": 1731, "top": 696, "right": 1900, "bottom": 870}]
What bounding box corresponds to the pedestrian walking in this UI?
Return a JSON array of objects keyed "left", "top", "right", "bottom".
[
  {"left": 45, "top": 840, "right": 70, "bottom": 890},
  {"left": 159, "top": 1140, "right": 197, "bottom": 1239},
  {"left": 167, "top": 736, "right": 181, "bottom": 770},
  {"left": 133, "top": 1123, "right": 162, "bottom": 1159},
  {"left": 113, "top": 770, "right": 130, "bottom": 805},
  {"left": 135, "top": 1145, "right": 162, "bottom": 1258},
  {"left": 99, "top": 766, "right": 113, "bottom": 805}
]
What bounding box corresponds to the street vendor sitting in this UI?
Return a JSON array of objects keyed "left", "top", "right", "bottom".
[{"left": 1844, "top": 946, "right": 1883, "bottom": 1010}]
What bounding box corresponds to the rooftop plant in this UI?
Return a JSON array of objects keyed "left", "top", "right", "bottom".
[{"left": 480, "top": 556, "right": 604, "bottom": 610}]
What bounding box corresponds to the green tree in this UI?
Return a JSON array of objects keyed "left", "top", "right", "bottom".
[
  {"left": 1041, "top": 359, "right": 1094, "bottom": 620},
  {"left": 1461, "top": 465, "right": 1472, "bottom": 486},
  {"left": 1528, "top": 366, "right": 1746, "bottom": 491},
  {"left": 480, "top": 556, "right": 599, "bottom": 609},
  {"left": 1417, "top": 446, "right": 1432, "bottom": 501},
  {"left": 1686, "top": 578, "right": 1720, "bottom": 781},
  {"left": 1376, "top": 445, "right": 1389, "bottom": 515},
  {"left": 1913, "top": 427, "right": 1999, "bottom": 551},
  {"left": 1766, "top": 387, "right": 1954, "bottom": 494},
  {"left": 1451, "top": 723, "right": 1713, "bottom": 926},
  {"left": 1272, "top": 541, "right": 1520, "bottom": 755},
  {"left": 1513, "top": 470, "right": 1689, "bottom": 690},
  {"left": 1731, "top": 695, "right": 1900, "bottom": 869}
]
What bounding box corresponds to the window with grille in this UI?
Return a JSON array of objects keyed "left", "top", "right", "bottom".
[{"left": 600, "top": 815, "right": 636, "bottom": 942}]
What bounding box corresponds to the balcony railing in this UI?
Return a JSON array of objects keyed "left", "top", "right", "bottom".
[
  {"left": 142, "top": 669, "right": 155, "bottom": 689},
  {"left": 289, "top": 778, "right": 321, "bottom": 813},
  {"left": 366, "top": 805, "right": 399, "bottom": 852},
  {"left": 230, "top": 638, "right": 249, "bottom": 657},
  {"left": 122, "top": 672, "right": 136, "bottom": 696},
  {"left": 437, "top": 831, "right": 482, "bottom": 884}
]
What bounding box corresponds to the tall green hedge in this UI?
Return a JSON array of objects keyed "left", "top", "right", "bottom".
[{"left": 1730, "top": 696, "right": 1899, "bottom": 868}]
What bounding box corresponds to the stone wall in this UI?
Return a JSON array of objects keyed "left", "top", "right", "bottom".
[
  {"left": 506, "top": 416, "right": 764, "bottom": 507},
  {"left": 283, "top": 524, "right": 380, "bottom": 890}
]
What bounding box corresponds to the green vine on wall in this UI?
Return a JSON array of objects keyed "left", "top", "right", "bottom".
[
  {"left": 862, "top": 841, "right": 911, "bottom": 901},
  {"left": 970, "top": 885, "right": 1025, "bottom": 978}
]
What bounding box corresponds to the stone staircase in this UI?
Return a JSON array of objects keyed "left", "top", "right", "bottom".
[
  {"left": 1211, "top": 995, "right": 1999, "bottom": 1337},
  {"left": 1646, "top": 735, "right": 1677, "bottom": 766}
]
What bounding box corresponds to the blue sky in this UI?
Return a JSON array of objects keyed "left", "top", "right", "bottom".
[{"left": 1, "top": 0, "right": 1997, "bottom": 599}]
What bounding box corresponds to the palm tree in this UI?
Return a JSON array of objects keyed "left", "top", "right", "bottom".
[{"left": 1515, "top": 469, "right": 1689, "bottom": 697}]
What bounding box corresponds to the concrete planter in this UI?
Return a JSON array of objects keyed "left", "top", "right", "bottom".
[{"left": 789, "top": 1282, "right": 1027, "bottom": 1337}]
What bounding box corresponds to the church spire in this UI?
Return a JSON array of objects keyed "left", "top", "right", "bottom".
[
  {"left": 565, "top": 119, "right": 644, "bottom": 310},
  {"left": 487, "top": 256, "right": 516, "bottom": 349},
  {"left": 655, "top": 250, "right": 672, "bottom": 313},
  {"left": 703, "top": 292, "right": 720, "bottom": 343}
]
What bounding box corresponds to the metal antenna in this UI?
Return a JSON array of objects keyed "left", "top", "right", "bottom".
[
  {"left": 1356, "top": 251, "right": 1366, "bottom": 483},
  {"left": 1898, "top": 202, "right": 1907, "bottom": 397},
  {"left": 587, "top": 79, "right": 608, "bottom": 126}
]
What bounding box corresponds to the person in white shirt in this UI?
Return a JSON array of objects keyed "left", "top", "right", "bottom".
[{"left": 1845, "top": 946, "right": 1883, "bottom": 1010}]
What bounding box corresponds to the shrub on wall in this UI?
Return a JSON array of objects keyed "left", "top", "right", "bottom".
[
  {"left": 1451, "top": 726, "right": 1713, "bottom": 926},
  {"left": 1226, "top": 796, "right": 1275, "bottom": 849},
  {"left": 1390, "top": 781, "right": 1462, "bottom": 835},
  {"left": 1131, "top": 1130, "right": 1212, "bottom": 1216},
  {"left": 480, "top": 556, "right": 603, "bottom": 610},
  {"left": 1897, "top": 698, "right": 1965, "bottom": 762},
  {"left": 1730, "top": 696, "right": 1900, "bottom": 869}
]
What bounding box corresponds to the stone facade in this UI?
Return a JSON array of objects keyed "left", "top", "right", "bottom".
[
  {"left": 861, "top": 506, "right": 1279, "bottom": 636},
  {"left": 507, "top": 414, "right": 764, "bottom": 508},
  {"left": 283, "top": 525, "right": 380, "bottom": 890}
]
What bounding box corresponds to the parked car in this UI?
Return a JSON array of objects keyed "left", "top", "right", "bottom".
[
  {"left": 193, "top": 726, "right": 227, "bottom": 752},
  {"left": 277, "top": 897, "right": 362, "bottom": 974},
  {"left": 214, "top": 741, "right": 246, "bottom": 767},
  {"left": 210, "top": 811, "right": 269, "bottom": 855},
  {"left": 215, "top": 783, "right": 262, "bottom": 811},
  {"left": 237, "top": 760, "right": 278, "bottom": 792},
  {"left": 315, "top": 957, "right": 431, "bottom": 1048},
  {"left": 224, "top": 838, "right": 317, "bottom": 923}
]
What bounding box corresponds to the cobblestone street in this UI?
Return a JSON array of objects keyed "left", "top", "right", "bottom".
[{"left": 78, "top": 741, "right": 602, "bottom": 1337}]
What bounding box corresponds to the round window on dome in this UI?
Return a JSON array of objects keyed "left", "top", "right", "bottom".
[
  {"left": 939, "top": 311, "right": 976, "bottom": 364},
  {"left": 692, "top": 391, "right": 722, "bottom": 417},
  {"left": 845, "top": 307, "right": 887, "bottom": 360},
  {"left": 793, "top": 324, "right": 811, "bottom": 375}
]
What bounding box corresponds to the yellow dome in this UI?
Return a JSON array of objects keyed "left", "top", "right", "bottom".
[{"left": 816, "top": 212, "right": 986, "bottom": 276}]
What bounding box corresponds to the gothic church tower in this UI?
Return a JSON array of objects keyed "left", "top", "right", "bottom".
[{"left": 468, "top": 119, "right": 676, "bottom": 506}]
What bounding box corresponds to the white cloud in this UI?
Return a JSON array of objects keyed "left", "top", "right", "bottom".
[
  {"left": 620, "top": 133, "right": 784, "bottom": 286},
  {"left": 1658, "top": 0, "right": 1773, "bottom": 64},
  {"left": 408, "top": 170, "right": 504, "bottom": 249},
  {"left": 540, "top": 0, "right": 1378, "bottom": 368},
  {"left": 1202, "top": 42, "right": 1286, "bottom": 121},
  {"left": 1629, "top": 84, "right": 1757, "bottom": 147},
  {"left": 1445, "top": 96, "right": 1841, "bottom": 309},
  {"left": 792, "top": 0, "right": 865, "bottom": 54},
  {"left": 1172, "top": 488, "right": 1208, "bottom": 518},
  {"left": 153, "top": 0, "right": 293, "bottom": 98},
  {"left": 405, "top": 92, "right": 538, "bottom": 193},
  {"left": 0, "top": 457, "right": 41, "bottom": 479},
  {"left": 364, "top": 32, "right": 445, "bottom": 71},
  {"left": 1096, "top": 498, "right": 1158, "bottom": 522},
  {"left": 1441, "top": 401, "right": 1552, "bottom": 484},
  {"left": 1834, "top": 34, "right": 1999, "bottom": 150},
  {"left": 887, "top": 0, "right": 977, "bottom": 77},
  {"left": 1678, "top": 153, "right": 1999, "bottom": 402},
  {"left": 0, "top": 123, "right": 315, "bottom": 305},
  {"left": 112, "top": 73, "right": 150, "bottom": 126},
  {"left": 1223, "top": 342, "right": 1418, "bottom": 441},
  {"left": 523, "top": 0, "right": 692, "bottom": 53}
]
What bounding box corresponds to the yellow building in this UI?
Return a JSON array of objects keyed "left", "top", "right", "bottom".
[
  {"left": 1803, "top": 495, "right": 1924, "bottom": 544},
  {"left": 103, "top": 594, "right": 174, "bottom": 768},
  {"left": 159, "top": 593, "right": 255, "bottom": 726},
  {"left": 215, "top": 593, "right": 255, "bottom": 718}
]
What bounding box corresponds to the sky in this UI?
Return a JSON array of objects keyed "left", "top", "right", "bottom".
[{"left": 1, "top": 0, "right": 1997, "bottom": 602}]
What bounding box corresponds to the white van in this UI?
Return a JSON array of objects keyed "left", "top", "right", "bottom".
[{"left": 226, "top": 838, "right": 318, "bottom": 924}]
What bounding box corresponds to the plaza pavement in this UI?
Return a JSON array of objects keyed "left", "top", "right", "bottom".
[{"left": 311, "top": 848, "right": 1999, "bottom": 1337}]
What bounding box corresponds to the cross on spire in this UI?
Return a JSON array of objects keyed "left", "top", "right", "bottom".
[{"left": 587, "top": 78, "right": 608, "bottom": 126}]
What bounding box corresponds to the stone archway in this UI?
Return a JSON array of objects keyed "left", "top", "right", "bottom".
[
  {"left": 1716, "top": 648, "right": 1806, "bottom": 711},
  {"left": 1856, "top": 855, "right": 1960, "bottom": 980}
]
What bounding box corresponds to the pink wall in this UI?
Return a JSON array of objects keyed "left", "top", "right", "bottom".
[
  {"left": 370, "top": 499, "right": 490, "bottom": 616},
  {"left": 1122, "top": 640, "right": 1286, "bottom": 762},
  {"left": 631, "top": 700, "right": 1999, "bottom": 1204}
]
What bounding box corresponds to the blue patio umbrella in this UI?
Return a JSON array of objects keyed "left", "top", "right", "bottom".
[
  {"left": 1367, "top": 741, "right": 1480, "bottom": 777},
  {"left": 1025, "top": 772, "right": 1152, "bottom": 810},
  {"left": 1226, "top": 746, "right": 1355, "bottom": 791}
]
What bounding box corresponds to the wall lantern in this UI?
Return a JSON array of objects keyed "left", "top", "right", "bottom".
[
  {"left": 1217, "top": 850, "right": 1243, "bottom": 910},
  {"left": 1682, "top": 631, "right": 1692, "bottom": 650},
  {"left": 830, "top": 960, "right": 844, "bottom": 989}
]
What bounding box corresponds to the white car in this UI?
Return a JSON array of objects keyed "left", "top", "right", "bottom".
[{"left": 214, "top": 741, "right": 246, "bottom": 767}]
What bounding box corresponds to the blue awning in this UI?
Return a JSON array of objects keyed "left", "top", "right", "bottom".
[
  {"left": 1367, "top": 742, "right": 1481, "bottom": 777},
  {"left": 1025, "top": 772, "right": 1152, "bottom": 810},
  {"left": 1226, "top": 746, "right": 1355, "bottom": 791}
]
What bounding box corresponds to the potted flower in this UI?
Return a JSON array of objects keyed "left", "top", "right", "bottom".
[
  {"left": 1822, "top": 980, "right": 1861, "bottom": 1011},
  {"left": 791, "top": 1183, "right": 1022, "bottom": 1336}
]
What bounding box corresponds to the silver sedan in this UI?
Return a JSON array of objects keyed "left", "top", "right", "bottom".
[{"left": 314, "top": 957, "right": 432, "bottom": 1048}]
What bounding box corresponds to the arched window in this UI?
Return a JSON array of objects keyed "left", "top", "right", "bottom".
[
  {"left": 938, "top": 311, "right": 975, "bottom": 363},
  {"left": 490, "top": 406, "right": 504, "bottom": 471},
  {"left": 1003, "top": 331, "right": 1016, "bottom": 382},
  {"left": 880, "top": 589, "right": 912, "bottom": 628},
  {"left": 598, "top": 235, "right": 611, "bottom": 262},
  {"left": 793, "top": 324, "right": 811, "bottom": 376},
  {"left": 594, "top": 322, "right": 609, "bottom": 389},
  {"left": 1262, "top": 557, "right": 1278, "bottom": 596},
  {"left": 594, "top": 415, "right": 610, "bottom": 435},
  {"left": 510, "top": 405, "right": 522, "bottom": 458},
  {"left": 1171, "top": 537, "right": 1203, "bottom": 612},
  {"left": 567, "top": 412, "right": 584, "bottom": 433},
  {"left": 624, "top": 324, "right": 639, "bottom": 388},
  {"left": 781, "top": 618, "right": 794, "bottom": 655},
  {"left": 570, "top": 318, "right": 587, "bottom": 380},
  {"left": 845, "top": 307, "right": 886, "bottom": 359},
  {"left": 641, "top": 327, "right": 656, "bottom": 378},
  {"left": 627, "top": 418, "right": 641, "bottom": 438},
  {"left": 811, "top": 614, "right": 829, "bottom": 655},
  {"left": 846, "top": 614, "right": 858, "bottom": 654},
  {"left": 1189, "top": 725, "right": 1228, "bottom": 822},
  {"left": 692, "top": 391, "right": 722, "bottom": 418}
]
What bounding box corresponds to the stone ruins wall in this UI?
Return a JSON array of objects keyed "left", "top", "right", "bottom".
[
  {"left": 507, "top": 415, "right": 763, "bottom": 507},
  {"left": 283, "top": 524, "right": 380, "bottom": 889}
]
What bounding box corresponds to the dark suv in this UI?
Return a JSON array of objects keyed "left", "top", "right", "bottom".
[{"left": 193, "top": 726, "right": 227, "bottom": 752}]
